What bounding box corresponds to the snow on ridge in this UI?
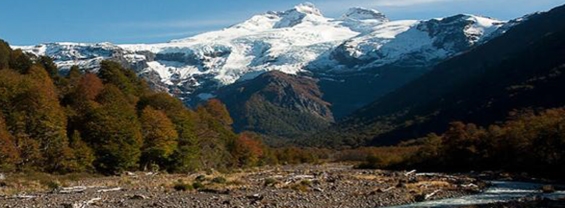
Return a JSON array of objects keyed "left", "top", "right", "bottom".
[
  {"left": 294, "top": 2, "right": 323, "bottom": 16},
  {"left": 341, "top": 7, "right": 388, "bottom": 21},
  {"left": 17, "top": 2, "right": 521, "bottom": 99}
]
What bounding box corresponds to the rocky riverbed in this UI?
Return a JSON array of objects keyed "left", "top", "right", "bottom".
[{"left": 0, "top": 164, "right": 484, "bottom": 208}]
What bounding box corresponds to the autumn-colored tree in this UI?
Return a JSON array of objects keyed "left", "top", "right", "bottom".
[
  {"left": 440, "top": 122, "right": 487, "bottom": 169},
  {"left": 76, "top": 73, "right": 104, "bottom": 101},
  {"left": 500, "top": 108, "right": 565, "bottom": 173},
  {"left": 232, "top": 132, "right": 265, "bottom": 167},
  {"left": 83, "top": 84, "right": 143, "bottom": 173},
  {"left": 24, "top": 66, "right": 74, "bottom": 172},
  {"left": 195, "top": 104, "right": 237, "bottom": 170},
  {"left": 0, "top": 112, "right": 20, "bottom": 171},
  {"left": 202, "top": 99, "right": 233, "bottom": 128},
  {"left": 138, "top": 93, "right": 200, "bottom": 172},
  {"left": 275, "top": 147, "right": 318, "bottom": 165},
  {"left": 139, "top": 106, "right": 178, "bottom": 170},
  {"left": 0, "top": 66, "right": 72, "bottom": 172},
  {"left": 0, "top": 42, "right": 251, "bottom": 174}
]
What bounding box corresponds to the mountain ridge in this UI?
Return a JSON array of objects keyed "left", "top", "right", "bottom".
[
  {"left": 18, "top": 3, "right": 509, "bottom": 100},
  {"left": 15, "top": 3, "right": 525, "bottom": 139},
  {"left": 313, "top": 3, "right": 565, "bottom": 147}
]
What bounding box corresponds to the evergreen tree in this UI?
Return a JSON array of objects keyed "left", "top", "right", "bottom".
[
  {"left": 97, "top": 61, "right": 147, "bottom": 99},
  {"left": 37, "top": 56, "right": 58, "bottom": 77},
  {"left": 9, "top": 49, "right": 32, "bottom": 73},
  {"left": 67, "top": 65, "right": 82, "bottom": 80}
]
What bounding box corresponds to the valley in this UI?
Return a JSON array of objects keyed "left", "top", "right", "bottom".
[{"left": 1, "top": 1, "right": 565, "bottom": 207}]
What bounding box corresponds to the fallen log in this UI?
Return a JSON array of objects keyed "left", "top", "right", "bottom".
[
  {"left": 97, "top": 187, "right": 122, "bottom": 193},
  {"left": 425, "top": 189, "right": 442, "bottom": 200},
  {"left": 59, "top": 186, "right": 87, "bottom": 194}
]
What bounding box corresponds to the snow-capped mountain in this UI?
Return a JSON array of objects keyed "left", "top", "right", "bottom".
[{"left": 18, "top": 3, "right": 514, "bottom": 105}]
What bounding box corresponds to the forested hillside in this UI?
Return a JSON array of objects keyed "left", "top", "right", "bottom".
[
  {"left": 0, "top": 40, "right": 310, "bottom": 174},
  {"left": 216, "top": 71, "right": 333, "bottom": 141}
]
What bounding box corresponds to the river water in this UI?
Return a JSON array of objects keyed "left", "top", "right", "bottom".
[{"left": 390, "top": 180, "right": 565, "bottom": 207}]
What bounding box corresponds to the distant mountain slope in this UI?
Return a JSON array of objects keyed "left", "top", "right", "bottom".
[
  {"left": 15, "top": 3, "right": 523, "bottom": 140},
  {"left": 17, "top": 3, "right": 508, "bottom": 106},
  {"left": 216, "top": 71, "right": 332, "bottom": 139},
  {"left": 315, "top": 4, "right": 565, "bottom": 147}
]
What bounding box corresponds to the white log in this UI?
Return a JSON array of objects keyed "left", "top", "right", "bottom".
[
  {"left": 97, "top": 187, "right": 122, "bottom": 193},
  {"left": 60, "top": 186, "right": 87, "bottom": 194},
  {"left": 15, "top": 194, "right": 36, "bottom": 199},
  {"left": 425, "top": 189, "right": 442, "bottom": 200},
  {"left": 404, "top": 170, "right": 417, "bottom": 176}
]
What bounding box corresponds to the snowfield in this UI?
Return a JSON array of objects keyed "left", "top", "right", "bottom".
[{"left": 18, "top": 3, "right": 514, "bottom": 101}]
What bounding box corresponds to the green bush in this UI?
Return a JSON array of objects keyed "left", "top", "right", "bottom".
[
  {"left": 264, "top": 178, "right": 277, "bottom": 187},
  {"left": 173, "top": 183, "right": 193, "bottom": 191},
  {"left": 192, "top": 181, "right": 205, "bottom": 190},
  {"left": 211, "top": 177, "right": 226, "bottom": 184},
  {"left": 195, "top": 175, "right": 206, "bottom": 182},
  {"left": 356, "top": 154, "right": 384, "bottom": 169}
]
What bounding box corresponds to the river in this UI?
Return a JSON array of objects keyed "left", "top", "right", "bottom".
[{"left": 390, "top": 180, "right": 565, "bottom": 207}]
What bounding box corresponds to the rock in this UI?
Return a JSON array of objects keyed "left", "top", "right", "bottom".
[
  {"left": 130, "top": 194, "right": 149, "bottom": 200},
  {"left": 0, "top": 173, "right": 5, "bottom": 180},
  {"left": 542, "top": 185, "right": 555, "bottom": 193},
  {"left": 247, "top": 194, "right": 263, "bottom": 201},
  {"left": 396, "top": 182, "right": 407, "bottom": 188},
  {"left": 414, "top": 194, "right": 426, "bottom": 202}
]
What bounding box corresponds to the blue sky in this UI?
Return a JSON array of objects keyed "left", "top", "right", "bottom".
[{"left": 1, "top": 0, "right": 563, "bottom": 45}]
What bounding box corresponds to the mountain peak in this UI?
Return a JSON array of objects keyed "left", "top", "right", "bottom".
[
  {"left": 293, "top": 2, "right": 322, "bottom": 16},
  {"left": 342, "top": 7, "right": 388, "bottom": 22},
  {"left": 272, "top": 2, "right": 326, "bottom": 28}
]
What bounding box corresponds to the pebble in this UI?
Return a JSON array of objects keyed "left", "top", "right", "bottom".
[{"left": 0, "top": 164, "right": 478, "bottom": 208}]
